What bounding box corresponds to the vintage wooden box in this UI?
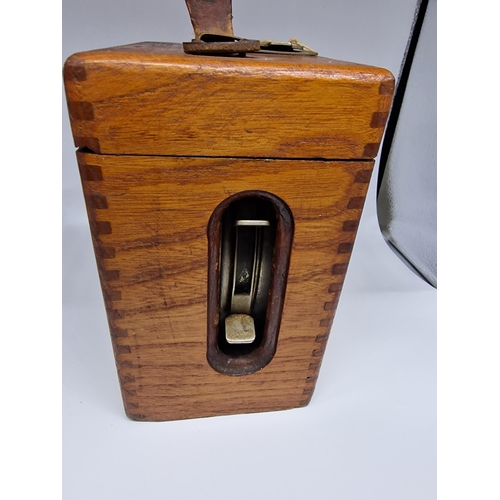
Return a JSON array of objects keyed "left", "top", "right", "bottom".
[{"left": 64, "top": 39, "right": 393, "bottom": 421}]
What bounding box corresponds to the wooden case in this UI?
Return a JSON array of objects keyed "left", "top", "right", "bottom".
[{"left": 64, "top": 42, "right": 393, "bottom": 421}]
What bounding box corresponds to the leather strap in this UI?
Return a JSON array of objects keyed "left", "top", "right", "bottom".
[{"left": 185, "top": 0, "right": 235, "bottom": 40}]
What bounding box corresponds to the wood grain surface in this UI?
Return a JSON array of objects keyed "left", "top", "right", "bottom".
[
  {"left": 77, "top": 152, "right": 373, "bottom": 421},
  {"left": 64, "top": 42, "right": 394, "bottom": 159},
  {"left": 66, "top": 42, "right": 393, "bottom": 421}
]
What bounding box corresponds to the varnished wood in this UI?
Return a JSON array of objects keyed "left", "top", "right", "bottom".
[
  {"left": 77, "top": 152, "right": 373, "bottom": 421},
  {"left": 65, "top": 42, "right": 394, "bottom": 421},
  {"left": 64, "top": 42, "right": 393, "bottom": 159}
]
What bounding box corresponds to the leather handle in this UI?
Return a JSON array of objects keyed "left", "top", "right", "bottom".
[{"left": 185, "top": 0, "right": 235, "bottom": 40}]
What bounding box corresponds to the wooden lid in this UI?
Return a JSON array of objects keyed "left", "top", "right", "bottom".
[{"left": 64, "top": 42, "right": 393, "bottom": 159}]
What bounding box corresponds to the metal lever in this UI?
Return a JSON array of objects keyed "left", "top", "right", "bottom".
[{"left": 225, "top": 220, "right": 270, "bottom": 344}]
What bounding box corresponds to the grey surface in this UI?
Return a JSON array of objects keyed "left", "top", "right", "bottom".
[
  {"left": 63, "top": 1, "right": 436, "bottom": 498},
  {"left": 378, "top": 0, "right": 437, "bottom": 286}
]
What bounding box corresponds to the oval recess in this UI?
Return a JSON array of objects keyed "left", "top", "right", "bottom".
[{"left": 206, "top": 191, "right": 294, "bottom": 375}]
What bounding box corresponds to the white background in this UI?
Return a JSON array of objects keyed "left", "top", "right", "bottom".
[{"left": 61, "top": 1, "right": 437, "bottom": 498}]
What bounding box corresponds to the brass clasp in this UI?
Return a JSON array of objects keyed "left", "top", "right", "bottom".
[
  {"left": 259, "top": 38, "right": 318, "bottom": 56},
  {"left": 183, "top": 0, "right": 317, "bottom": 56}
]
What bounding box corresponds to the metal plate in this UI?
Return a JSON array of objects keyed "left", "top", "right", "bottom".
[
  {"left": 183, "top": 39, "right": 260, "bottom": 55},
  {"left": 225, "top": 314, "right": 256, "bottom": 344}
]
